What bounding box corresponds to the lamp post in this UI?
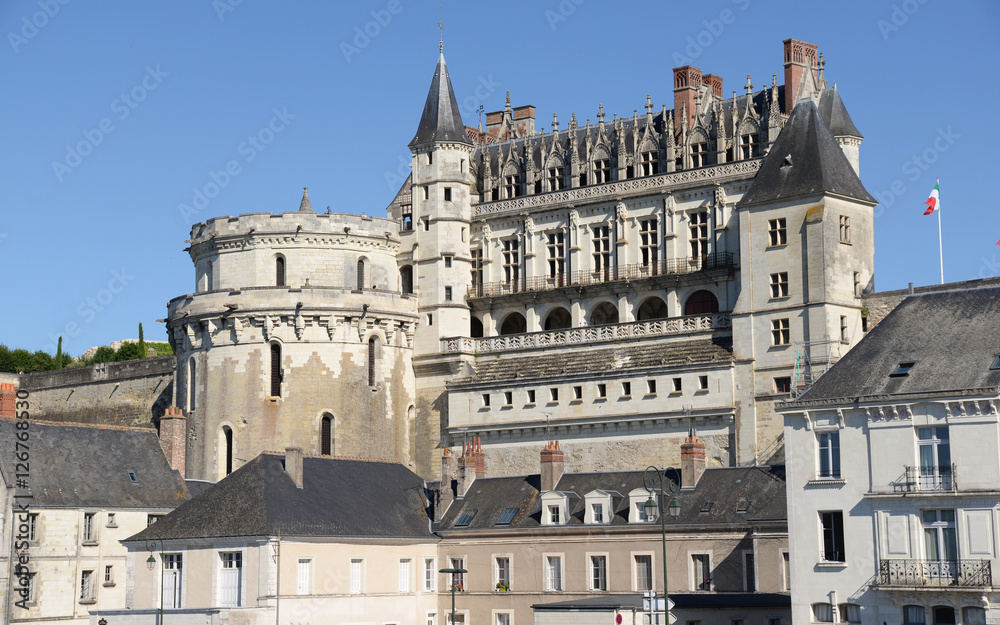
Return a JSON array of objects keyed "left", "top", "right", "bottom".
[
  {"left": 439, "top": 567, "right": 468, "bottom": 625},
  {"left": 145, "top": 536, "right": 165, "bottom": 625},
  {"left": 643, "top": 466, "right": 681, "bottom": 625}
]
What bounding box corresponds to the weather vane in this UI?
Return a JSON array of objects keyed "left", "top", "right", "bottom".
[{"left": 438, "top": 5, "right": 443, "bottom": 52}]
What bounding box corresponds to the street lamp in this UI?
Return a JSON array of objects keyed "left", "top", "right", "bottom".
[
  {"left": 643, "top": 466, "right": 681, "bottom": 625},
  {"left": 439, "top": 567, "right": 468, "bottom": 625},
  {"left": 145, "top": 536, "right": 165, "bottom": 625}
]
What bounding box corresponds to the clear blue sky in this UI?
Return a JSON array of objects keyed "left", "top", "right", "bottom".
[{"left": 3, "top": 0, "right": 998, "bottom": 355}]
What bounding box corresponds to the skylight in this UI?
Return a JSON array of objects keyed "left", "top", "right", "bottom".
[
  {"left": 455, "top": 509, "right": 477, "bottom": 527},
  {"left": 496, "top": 508, "right": 518, "bottom": 525},
  {"left": 889, "top": 362, "right": 916, "bottom": 377},
  {"left": 736, "top": 499, "right": 749, "bottom": 512},
  {"left": 991, "top": 355, "right": 1000, "bottom": 370},
  {"left": 127, "top": 470, "right": 138, "bottom": 484},
  {"left": 700, "top": 501, "right": 714, "bottom": 513}
]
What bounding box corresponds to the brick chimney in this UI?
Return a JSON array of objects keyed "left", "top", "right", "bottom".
[
  {"left": 473, "top": 436, "right": 486, "bottom": 478},
  {"left": 680, "top": 430, "right": 706, "bottom": 488},
  {"left": 702, "top": 74, "right": 723, "bottom": 99},
  {"left": 540, "top": 441, "right": 565, "bottom": 492},
  {"left": 783, "top": 38, "right": 819, "bottom": 114},
  {"left": 456, "top": 441, "right": 477, "bottom": 498},
  {"left": 0, "top": 383, "right": 16, "bottom": 418},
  {"left": 285, "top": 447, "right": 304, "bottom": 489},
  {"left": 158, "top": 406, "right": 187, "bottom": 478},
  {"left": 673, "top": 65, "right": 702, "bottom": 130}
]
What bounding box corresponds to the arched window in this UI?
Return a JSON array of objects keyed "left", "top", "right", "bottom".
[
  {"left": 270, "top": 343, "right": 282, "bottom": 397},
  {"left": 499, "top": 312, "right": 526, "bottom": 335},
  {"left": 589, "top": 302, "right": 620, "bottom": 326},
  {"left": 637, "top": 297, "right": 668, "bottom": 320},
  {"left": 470, "top": 316, "right": 484, "bottom": 338},
  {"left": 684, "top": 290, "right": 719, "bottom": 316},
  {"left": 320, "top": 414, "right": 333, "bottom": 456},
  {"left": 400, "top": 265, "right": 413, "bottom": 295},
  {"left": 221, "top": 426, "right": 233, "bottom": 476},
  {"left": 357, "top": 259, "right": 366, "bottom": 291},
  {"left": 367, "top": 337, "right": 377, "bottom": 386},
  {"left": 544, "top": 307, "right": 572, "bottom": 330},
  {"left": 276, "top": 256, "right": 286, "bottom": 287},
  {"left": 188, "top": 358, "right": 196, "bottom": 412}
]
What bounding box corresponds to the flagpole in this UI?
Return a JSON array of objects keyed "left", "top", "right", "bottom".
[{"left": 936, "top": 177, "right": 943, "bottom": 284}]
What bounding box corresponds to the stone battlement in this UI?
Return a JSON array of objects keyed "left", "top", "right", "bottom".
[{"left": 189, "top": 211, "right": 400, "bottom": 245}]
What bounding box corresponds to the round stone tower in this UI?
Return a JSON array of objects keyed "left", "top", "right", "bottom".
[{"left": 166, "top": 190, "right": 418, "bottom": 481}]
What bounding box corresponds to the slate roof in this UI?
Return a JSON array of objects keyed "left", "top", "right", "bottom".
[
  {"left": 436, "top": 465, "right": 785, "bottom": 531},
  {"left": 789, "top": 286, "right": 1000, "bottom": 405},
  {"left": 532, "top": 593, "right": 791, "bottom": 611},
  {"left": 410, "top": 52, "right": 473, "bottom": 148},
  {"left": 738, "top": 98, "right": 875, "bottom": 207},
  {"left": 0, "top": 418, "right": 187, "bottom": 509},
  {"left": 817, "top": 87, "right": 862, "bottom": 139},
  {"left": 457, "top": 337, "right": 733, "bottom": 386},
  {"left": 126, "top": 452, "right": 437, "bottom": 542}
]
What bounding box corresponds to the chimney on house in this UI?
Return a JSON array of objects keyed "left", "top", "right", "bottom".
[
  {"left": 540, "top": 440, "right": 565, "bottom": 492},
  {"left": 285, "top": 447, "right": 304, "bottom": 489},
  {"left": 158, "top": 406, "right": 187, "bottom": 478},
  {"left": 673, "top": 65, "right": 702, "bottom": 130},
  {"left": 702, "top": 74, "right": 724, "bottom": 99},
  {"left": 473, "top": 436, "right": 486, "bottom": 478},
  {"left": 783, "top": 38, "right": 819, "bottom": 114},
  {"left": 436, "top": 448, "right": 454, "bottom": 521},
  {"left": 0, "top": 383, "right": 16, "bottom": 418},
  {"left": 456, "top": 441, "right": 477, "bottom": 498},
  {"left": 680, "top": 430, "right": 707, "bottom": 488}
]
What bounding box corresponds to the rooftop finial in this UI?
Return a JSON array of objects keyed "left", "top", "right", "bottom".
[
  {"left": 597, "top": 103, "right": 605, "bottom": 124},
  {"left": 299, "top": 187, "right": 312, "bottom": 212},
  {"left": 745, "top": 74, "right": 754, "bottom": 95},
  {"left": 645, "top": 94, "right": 653, "bottom": 114},
  {"left": 438, "top": 4, "right": 443, "bottom": 53}
]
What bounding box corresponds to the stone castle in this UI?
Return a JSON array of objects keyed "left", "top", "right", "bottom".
[{"left": 12, "top": 38, "right": 879, "bottom": 484}]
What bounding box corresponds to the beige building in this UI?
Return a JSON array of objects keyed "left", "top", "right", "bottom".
[{"left": 0, "top": 419, "right": 188, "bottom": 625}]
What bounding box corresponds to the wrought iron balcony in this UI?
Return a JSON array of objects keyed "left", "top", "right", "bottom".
[
  {"left": 893, "top": 465, "right": 958, "bottom": 492},
  {"left": 877, "top": 559, "right": 992, "bottom": 588},
  {"left": 468, "top": 252, "right": 735, "bottom": 299}
]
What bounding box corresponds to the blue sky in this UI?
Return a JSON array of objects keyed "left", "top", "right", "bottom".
[{"left": 2, "top": 0, "right": 998, "bottom": 355}]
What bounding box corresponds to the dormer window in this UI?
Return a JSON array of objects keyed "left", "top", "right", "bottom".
[
  {"left": 548, "top": 505, "right": 561, "bottom": 524},
  {"left": 540, "top": 491, "right": 569, "bottom": 526},
  {"left": 890, "top": 362, "right": 916, "bottom": 377},
  {"left": 592, "top": 503, "right": 603, "bottom": 523},
  {"left": 629, "top": 488, "right": 654, "bottom": 523},
  {"left": 584, "top": 490, "right": 614, "bottom": 525}
]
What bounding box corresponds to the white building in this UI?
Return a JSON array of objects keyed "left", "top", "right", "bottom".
[{"left": 779, "top": 286, "right": 1000, "bottom": 625}]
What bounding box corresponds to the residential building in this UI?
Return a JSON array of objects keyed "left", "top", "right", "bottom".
[
  {"left": 779, "top": 286, "right": 1000, "bottom": 625},
  {"left": 0, "top": 418, "right": 188, "bottom": 625}
]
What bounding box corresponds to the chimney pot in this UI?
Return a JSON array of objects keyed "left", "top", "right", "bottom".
[
  {"left": 680, "top": 430, "right": 706, "bottom": 488},
  {"left": 540, "top": 440, "right": 566, "bottom": 492},
  {"left": 158, "top": 407, "right": 187, "bottom": 479}
]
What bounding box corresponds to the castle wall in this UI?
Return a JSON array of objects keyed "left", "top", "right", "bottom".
[{"left": 17, "top": 357, "right": 174, "bottom": 428}]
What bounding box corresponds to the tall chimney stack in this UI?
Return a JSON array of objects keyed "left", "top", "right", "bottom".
[
  {"left": 680, "top": 430, "right": 706, "bottom": 488},
  {"left": 456, "top": 441, "right": 476, "bottom": 498},
  {"left": 158, "top": 406, "right": 187, "bottom": 478},
  {"left": 540, "top": 441, "right": 565, "bottom": 492},
  {"left": 474, "top": 436, "right": 486, "bottom": 478},
  {"left": 783, "top": 39, "right": 819, "bottom": 114},
  {"left": 0, "top": 383, "right": 17, "bottom": 418},
  {"left": 436, "top": 448, "right": 454, "bottom": 521},
  {"left": 285, "top": 447, "right": 304, "bottom": 489},
  {"left": 673, "top": 65, "right": 702, "bottom": 131}
]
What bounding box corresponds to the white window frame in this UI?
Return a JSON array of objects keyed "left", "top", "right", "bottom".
[
  {"left": 80, "top": 569, "right": 95, "bottom": 602},
  {"left": 82, "top": 512, "right": 97, "bottom": 543},
  {"left": 448, "top": 556, "right": 465, "bottom": 591},
  {"left": 817, "top": 429, "right": 841, "bottom": 479},
  {"left": 398, "top": 558, "right": 412, "bottom": 593},
  {"left": 689, "top": 551, "right": 713, "bottom": 591},
  {"left": 493, "top": 554, "right": 512, "bottom": 591},
  {"left": 350, "top": 558, "right": 364, "bottom": 594},
  {"left": 493, "top": 610, "right": 514, "bottom": 625},
  {"left": 543, "top": 554, "right": 564, "bottom": 591},
  {"left": 424, "top": 557, "right": 436, "bottom": 592},
  {"left": 217, "top": 549, "right": 244, "bottom": 608},
  {"left": 632, "top": 551, "right": 655, "bottom": 592},
  {"left": 297, "top": 558, "right": 312, "bottom": 595},
  {"left": 588, "top": 552, "right": 609, "bottom": 591}
]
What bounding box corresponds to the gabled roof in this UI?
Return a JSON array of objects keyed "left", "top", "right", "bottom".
[
  {"left": 789, "top": 286, "right": 1000, "bottom": 405},
  {"left": 409, "top": 52, "right": 473, "bottom": 148},
  {"left": 738, "top": 99, "right": 875, "bottom": 207},
  {"left": 0, "top": 419, "right": 187, "bottom": 509},
  {"left": 436, "top": 465, "right": 785, "bottom": 531},
  {"left": 126, "top": 452, "right": 437, "bottom": 542},
  {"left": 818, "top": 87, "right": 862, "bottom": 139}
]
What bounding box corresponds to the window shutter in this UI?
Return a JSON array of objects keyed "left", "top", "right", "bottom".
[
  {"left": 276, "top": 257, "right": 285, "bottom": 286},
  {"left": 270, "top": 344, "right": 282, "bottom": 397}
]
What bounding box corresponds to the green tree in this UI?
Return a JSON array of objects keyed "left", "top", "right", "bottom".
[
  {"left": 115, "top": 341, "right": 144, "bottom": 361},
  {"left": 55, "top": 336, "right": 63, "bottom": 370},
  {"left": 138, "top": 323, "right": 146, "bottom": 358},
  {"left": 9, "top": 349, "right": 33, "bottom": 372},
  {"left": 32, "top": 351, "right": 54, "bottom": 372},
  {"left": 92, "top": 346, "right": 117, "bottom": 364}
]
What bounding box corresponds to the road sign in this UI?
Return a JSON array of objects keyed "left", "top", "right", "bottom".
[{"left": 615, "top": 613, "right": 623, "bottom": 625}]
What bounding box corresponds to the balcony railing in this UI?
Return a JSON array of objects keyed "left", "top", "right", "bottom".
[
  {"left": 877, "top": 559, "right": 992, "bottom": 588},
  {"left": 441, "top": 313, "right": 731, "bottom": 354},
  {"left": 469, "top": 252, "right": 735, "bottom": 299},
  {"left": 894, "top": 465, "right": 958, "bottom": 492}
]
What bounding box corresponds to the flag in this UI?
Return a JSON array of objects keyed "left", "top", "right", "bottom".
[{"left": 923, "top": 182, "right": 940, "bottom": 215}]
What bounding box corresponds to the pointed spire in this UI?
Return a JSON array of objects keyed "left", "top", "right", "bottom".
[
  {"left": 409, "top": 52, "right": 473, "bottom": 148},
  {"left": 299, "top": 187, "right": 312, "bottom": 212}
]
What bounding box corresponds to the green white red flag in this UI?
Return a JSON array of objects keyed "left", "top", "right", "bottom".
[{"left": 923, "top": 182, "right": 940, "bottom": 215}]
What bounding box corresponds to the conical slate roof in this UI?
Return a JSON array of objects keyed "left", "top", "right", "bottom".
[
  {"left": 738, "top": 99, "right": 875, "bottom": 207},
  {"left": 409, "top": 52, "right": 473, "bottom": 148},
  {"left": 818, "top": 87, "right": 862, "bottom": 139},
  {"left": 298, "top": 186, "right": 312, "bottom": 212}
]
